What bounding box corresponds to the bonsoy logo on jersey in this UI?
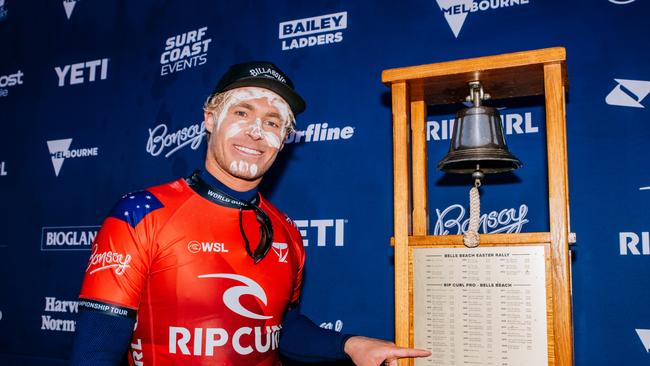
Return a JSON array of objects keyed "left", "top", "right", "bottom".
[
  {"left": 62, "top": 0, "right": 80, "bottom": 19},
  {"left": 435, "top": 0, "right": 530, "bottom": 38},
  {"left": 146, "top": 121, "right": 206, "bottom": 158},
  {"left": 0, "top": 70, "right": 24, "bottom": 97},
  {"left": 41, "top": 226, "right": 99, "bottom": 251},
  {"left": 168, "top": 274, "right": 281, "bottom": 356},
  {"left": 427, "top": 110, "right": 539, "bottom": 141},
  {"left": 279, "top": 12, "right": 347, "bottom": 51},
  {"left": 54, "top": 58, "right": 109, "bottom": 87},
  {"left": 294, "top": 219, "right": 347, "bottom": 247},
  {"left": 284, "top": 122, "right": 355, "bottom": 144},
  {"left": 606, "top": 79, "right": 650, "bottom": 108},
  {"left": 46, "top": 138, "right": 99, "bottom": 176},
  {"left": 160, "top": 26, "right": 212, "bottom": 76}
]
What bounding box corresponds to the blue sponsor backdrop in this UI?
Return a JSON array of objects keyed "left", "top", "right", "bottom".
[{"left": 0, "top": 0, "right": 649, "bottom": 364}]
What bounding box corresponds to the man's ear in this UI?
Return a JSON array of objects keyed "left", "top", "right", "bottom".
[{"left": 204, "top": 111, "right": 215, "bottom": 133}]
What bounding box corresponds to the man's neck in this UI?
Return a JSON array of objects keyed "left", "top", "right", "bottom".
[{"left": 203, "top": 163, "right": 259, "bottom": 199}]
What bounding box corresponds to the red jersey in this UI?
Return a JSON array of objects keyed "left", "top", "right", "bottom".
[{"left": 78, "top": 175, "right": 305, "bottom": 365}]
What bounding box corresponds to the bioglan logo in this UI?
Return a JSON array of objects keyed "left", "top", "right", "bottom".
[
  {"left": 62, "top": 0, "right": 80, "bottom": 19},
  {"left": 605, "top": 79, "right": 650, "bottom": 108},
  {"left": 146, "top": 122, "right": 206, "bottom": 158},
  {"left": 427, "top": 111, "right": 539, "bottom": 141},
  {"left": 46, "top": 138, "right": 99, "bottom": 176},
  {"left": 0, "top": 70, "right": 24, "bottom": 97},
  {"left": 279, "top": 12, "right": 347, "bottom": 51},
  {"left": 434, "top": 203, "right": 529, "bottom": 235},
  {"left": 41, "top": 226, "right": 99, "bottom": 251},
  {"left": 0, "top": 161, "right": 7, "bottom": 176},
  {"left": 187, "top": 240, "right": 229, "bottom": 254},
  {"left": 294, "top": 219, "right": 346, "bottom": 247},
  {"left": 637, "top": 329, "right": 650, "bottom": 353},
  {"left": 41, "top": 296, "right": 78, "bottom": 332},
  {"left": 54, "top": 58, "right": 109, "bottom": 87},
  {"left": 160, "top": 26, "right": 211, "bottom": 76},
  {"left": 169, "top": 274, "right": 282, "bottom": 356},
  {"left": 435, "top": 0, "right": 530, "bottom": 38},
  {"left": 284, "top": 122, "right": 355, "bottom": 144}
]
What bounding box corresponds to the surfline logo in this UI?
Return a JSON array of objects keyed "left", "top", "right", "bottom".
[{"left": 435, "top": 0, "right": 530, "bottom": 38}]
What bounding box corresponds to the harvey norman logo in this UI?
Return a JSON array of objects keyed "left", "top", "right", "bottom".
[
  {"left": 279, "top": 12, "right": 347, "bottom": 51},
  {"left": 605, "top": 79, "right": 650, "bottom": 108},
  {"left": 42, "top": 296, "right": 78, "bottom": 332},
  {"left": 41, "top": 226, "right": 99, "bottom": 251},
  {"left": 47, "top": 138, "right": 99, "bottom": 176},
  {"left": 427, "top": 110, "right": 539, "bottom": 141},
  {"left": 435, "top": 0, "right": 530, "bottom": 38}
]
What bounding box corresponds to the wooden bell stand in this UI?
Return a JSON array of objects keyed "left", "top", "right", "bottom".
[{"left": 381, "top": 47, "right": 572, "bottom": 365}]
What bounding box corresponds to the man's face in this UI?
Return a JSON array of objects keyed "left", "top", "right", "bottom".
[{"left": 204, "top": 87, "right": 291, "bottom": 184}]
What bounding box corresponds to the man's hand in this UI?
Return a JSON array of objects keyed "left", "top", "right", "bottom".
[{"left": 343, "top": 336, "right": 431, "bottom": 366}]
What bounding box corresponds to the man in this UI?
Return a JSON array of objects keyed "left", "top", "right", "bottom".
[{"left": 70, "top": 61, "right": 430, "bottom": 365}]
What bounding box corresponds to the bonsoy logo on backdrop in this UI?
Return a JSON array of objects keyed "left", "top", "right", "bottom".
[
  {"left": 427, "top": 110, "right": 539, "bottom": 141},
  {"left": 434, "top": 203, "right": 529, "bottom": 235},
  {"left": 284, "top": 122, "right": 355, "bottom": 144},
  {"left": 47, "top": 138, "right": 99, "bottom": 176},
  {"left": 146, "top": 121, "right": 206, "bottom": 158},
  {"left": 41, "top": 226, "right": 99, "bottom": 251},
  {"left": 160, "top": 26, "right": 212, "bottom": 76},
  {"left": 54, "top": 58, "right": 109, "bottom": 87},
  {"left": 0, "top": 70, "right": 24, "bottom": 98},
  {"left": 63, "top": 0, "right": 80, "bottom": 19},
  {"left": 279, "top": 12, "right": 347, "bottom": 51},
  {"left": 605, "top": 79, "right": 650, "bottom": 108},
  {"left": 294, "top": 219, "right": 347, "bottom": 247},
  {"left": 435, "top": 0, "right": 530, "bottom": 38}
]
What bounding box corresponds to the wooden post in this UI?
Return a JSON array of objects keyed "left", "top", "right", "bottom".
[{"left": 411, "top": 83, "right": 428, "bottom": 236}]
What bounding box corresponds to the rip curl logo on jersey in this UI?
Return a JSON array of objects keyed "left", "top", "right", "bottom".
[
  {"left": 0, "top": 70, "right": 24, "bottom": 98},
  {"left": 272, "top": 242, "right": 288, "bottom": 263},
  {"left": 86, "top": 246, "right": 132, "bottom": 276},
  {"left": 198, "top": 274, "right": 272, "bottom": 320},
  {"left": 146, "top": 121, "right": 206, "bottom": 158},
  {"left": 160, "top": 26, "right": 212, "bottom": 76},
  {"left": 427, "top": 110, "right": 539, "bottom": 141},
  {"left": 637, "top": 329, "right": 650, "bottom": 353},
  {"left": 284, "top": 122, "right": 355, "bottom": 144},
  {"left": 294, "top": 219, "right": 347, "bottom": 247},
  {"left": 279, "top": 12, "right": 347, "bottom": 51},
  {"left": 605, "top": 79, "right": 650, "bottom": 108},
  {"left": 54, "top": 58, "right": 109, "bottom": 87},
  {"left": 435, "top": 0, "right": 530, "bottom": 38},
  {"left": 62, "top": 0, "right": 79, "bottom": 19},
  {"left": 187, "top": 241, "right": 229, "bottom": 254},
  {"left": 46, "top": 138, "right": 99, "bottom": 176},
  {"left": 434, "top": 203, "right": 529, "bottom": 235}
]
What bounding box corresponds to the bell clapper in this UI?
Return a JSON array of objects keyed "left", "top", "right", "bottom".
[{"left": 464, "top": 164, "right": 482, "bottom": 248}]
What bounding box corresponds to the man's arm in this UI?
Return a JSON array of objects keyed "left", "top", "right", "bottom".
[{"left": 69, "top": 310, "right": 134, "bottom": 366}]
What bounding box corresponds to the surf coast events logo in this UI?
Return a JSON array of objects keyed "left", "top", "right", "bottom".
[
  {"left": 279, "top": 11, "right": 347, "bottom": 50},
  {"left": 160, "top": 26, "right": 212, "bottom": 76}
]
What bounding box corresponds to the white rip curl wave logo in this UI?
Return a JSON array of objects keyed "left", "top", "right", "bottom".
[
  {"left": 198, "top": 273, "right": 272, "bottom": 320},
  {"left": 434, "top": 203, "right": 529, "bottom": 235}
]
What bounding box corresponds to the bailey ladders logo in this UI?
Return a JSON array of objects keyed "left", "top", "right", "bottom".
[
  {"left": 605, "top": 79, "right": 650, "bottom": 108},
  {"left": 435, "top": 0, "right": 530, "bottom": 38},
  {"left": 63, "top": 0, "right": 80, "bottom": 19},
  {"left": 198, "top": 273, "right": 272, "bottom": 320},
  {"left": 47, "top": 138, "right": 99, "bottom": 176},
  {"left": 279, "top": 12, "right": 347, "bottom": 51}
]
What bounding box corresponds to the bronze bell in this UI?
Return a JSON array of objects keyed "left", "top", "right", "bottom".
[{"left": 438, "top": 81, "right": 522, "bottom": 175}]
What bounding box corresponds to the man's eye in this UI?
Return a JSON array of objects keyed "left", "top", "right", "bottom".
[
  {"left": 234, "top": 110, "right": 247, "bottom": 117},
  {"left": 265, "top": 120, "right": 280, "bottom": 128}
]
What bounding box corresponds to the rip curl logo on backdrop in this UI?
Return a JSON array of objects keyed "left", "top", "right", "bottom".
[
  {"left": 435, "top": 0, "right": 530, "bottom": 38},
  {"left": 605, "top": 79, "right": 650, "bottom": 108},
  {"left": 279, "top": 11, "right": 347, "bottom": 50},
  {"left": 160, "top": 26, "right": 212, "bottom": 76},
  {"left": 46, "top": 138, "right": 99, "bottom": 176},
  {"left": 146, "top": 121, "right": 206, "bottom": 158},
  {"left": 198, "top": 274, "right": 272, "bottom": 320},
  {"left": 427, "top": 109, "right": 539, "bottom": 141}
]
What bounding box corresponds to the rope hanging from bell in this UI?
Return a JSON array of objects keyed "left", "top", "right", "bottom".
[{"left": 463, "top": 166, "right": 483, "bottom": 248}]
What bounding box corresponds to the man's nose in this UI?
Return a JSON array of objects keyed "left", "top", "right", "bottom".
[{"left": 246, "top": 118, "right": 263, "bottom": 140}]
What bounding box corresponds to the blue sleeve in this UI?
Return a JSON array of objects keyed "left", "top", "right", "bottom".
[
  {"left": 69, "top": 310, "right": 135, "bottom": 366},
  {"left": 279, "top": 307, "right": 354, "bottom": 363}
]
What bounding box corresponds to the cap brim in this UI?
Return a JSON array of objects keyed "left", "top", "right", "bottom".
[{"left": 222, "top": 78, "right": 306, "bottom": 115}]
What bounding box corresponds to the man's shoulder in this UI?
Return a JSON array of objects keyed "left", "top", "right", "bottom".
[{"left": 259, "top": 195, "right": 300, "bottom": 232}]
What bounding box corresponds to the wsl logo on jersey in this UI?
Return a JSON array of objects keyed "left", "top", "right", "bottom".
[
  {"left": 54, "top": 58, "right": 109, "bottom": 87},
  {"left": 46, "top": 138, "right": 99, "bottom": 176},
  {"left": 279, "top": 12, "right": 347, "bottom": 51},
  {"left": 284, "top": 122, "right": 355, "bottom": 144},
  {"left": 427, "top": 110, "right": 539, "bottom": 141},
  {"left": 294, "top": 219, "right": 347, "bottom": 247},
  {"left": 146, "top": 121, "right": 206, "bottom": 158},
  {"left": 0, "top": 70, "right": 24, "bottom": 97},
  {"left": 160, "top": 26, "right": 212, "bottom": 76},
  {"left": 606, "top": 79, "right": 650, "bottom": 108},
  {"left": 435, "top": 0, "right": 530, "bottom": 38},
  {"left": 41, "top": 226, "right": 99, "bottom": 251}
]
